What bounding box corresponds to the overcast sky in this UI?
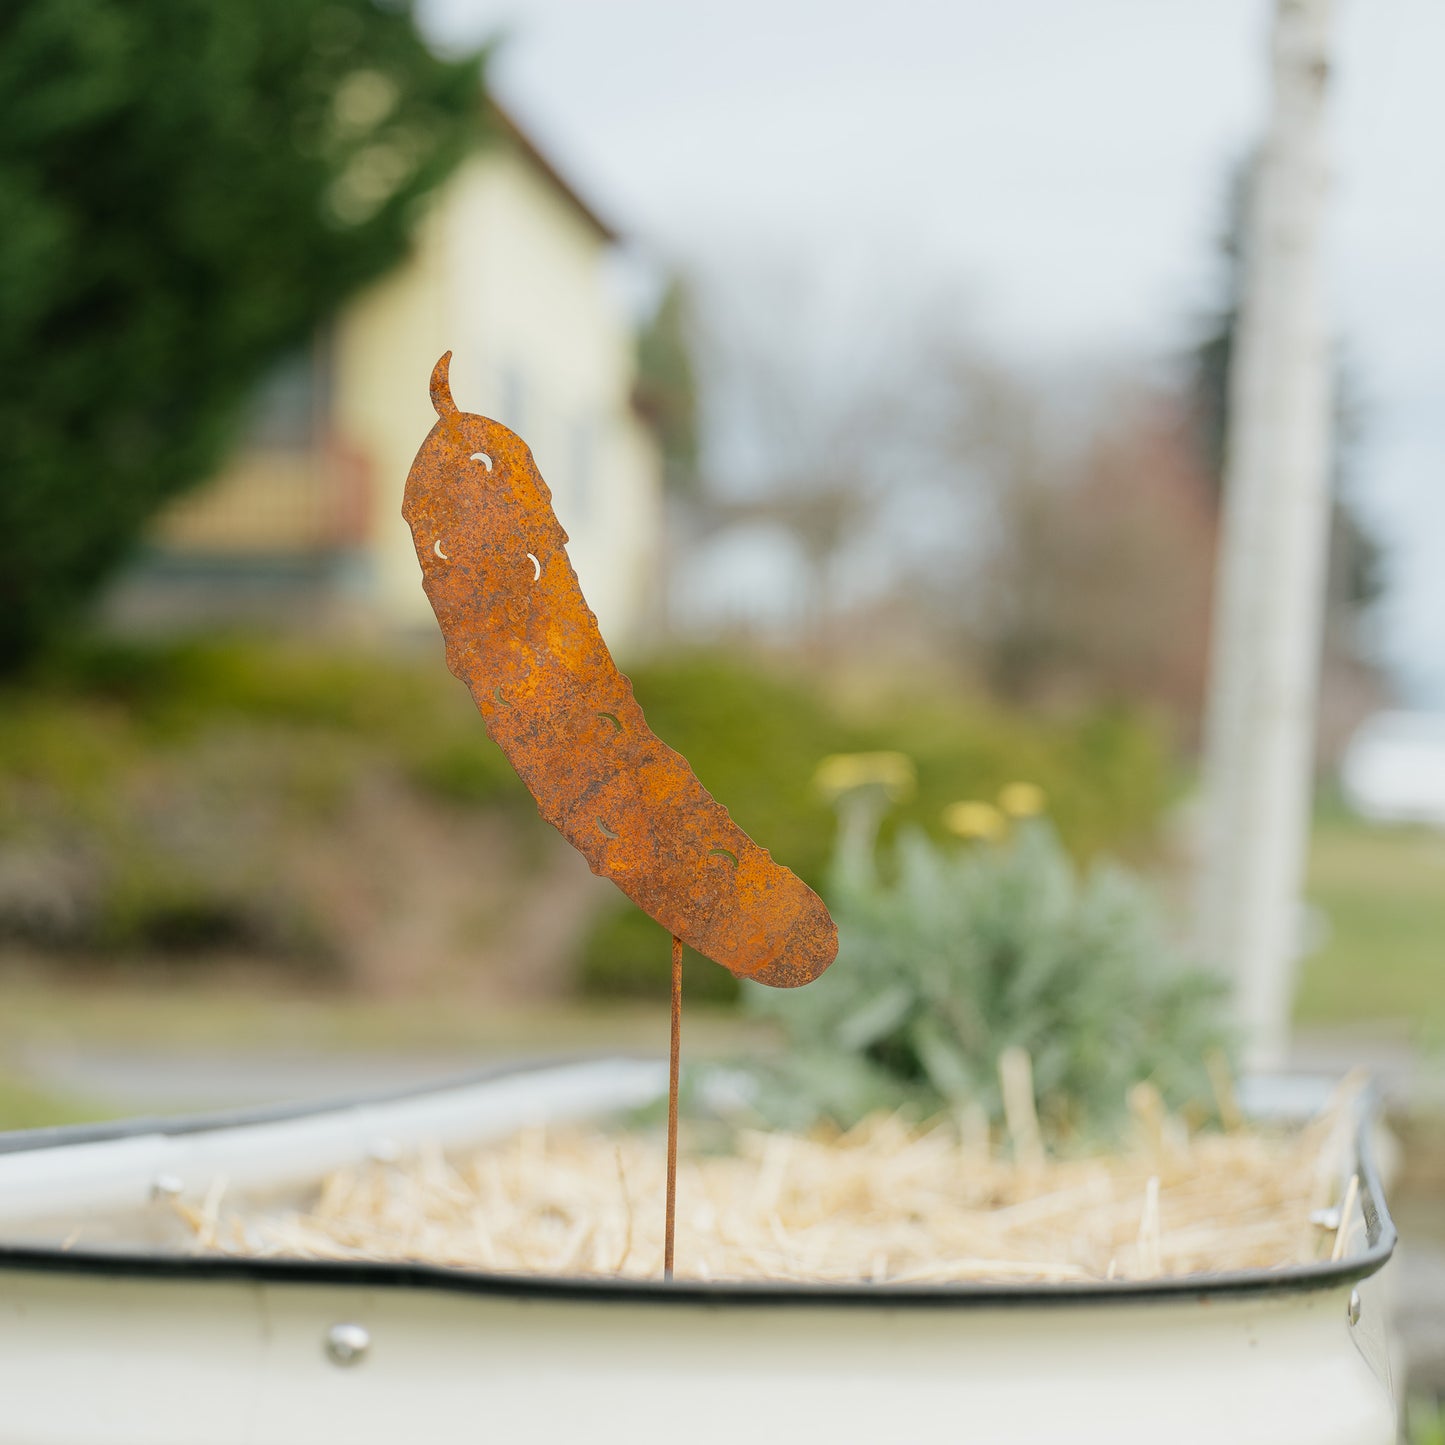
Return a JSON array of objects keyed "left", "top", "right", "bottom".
[{"left": 423, "top": 0, "right": 1444, "bottom": 703}]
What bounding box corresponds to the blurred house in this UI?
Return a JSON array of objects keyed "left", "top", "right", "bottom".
[{"left": 108, "top": 104, "right": 661, "bottom": 649}]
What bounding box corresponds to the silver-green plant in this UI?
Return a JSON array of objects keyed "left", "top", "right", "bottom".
[{"left": 746, "top": 817, "right": 1231, "bottom": 1141}]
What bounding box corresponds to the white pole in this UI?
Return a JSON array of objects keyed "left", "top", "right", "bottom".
[{"left": 1197, "top": 0, "right": 1335, "bottom": 1070}]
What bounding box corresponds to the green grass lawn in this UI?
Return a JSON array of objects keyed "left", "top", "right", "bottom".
[
  {"left": 0, "top": 981, "right": 770, "bottom": 1132},
  {"left": 1297, "top": 817, "right": 1445, "bottom": 1035},
  {"left": 0, "top": 1071, "right": 109, "bottom": 1132},
  {"left": 0, "top": 982, "right": 762, "bottom": 1056}
]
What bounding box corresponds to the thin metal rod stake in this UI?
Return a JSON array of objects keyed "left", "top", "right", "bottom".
[{"left": 664, "top": 933, "right": 682, "bottom": 1280}]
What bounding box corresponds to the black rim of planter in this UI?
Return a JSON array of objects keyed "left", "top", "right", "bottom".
[{"left": 0, "top": 1058, "right": 1397, "bottom": 1308}]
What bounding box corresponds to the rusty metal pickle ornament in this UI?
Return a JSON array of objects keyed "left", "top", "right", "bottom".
[
  {"left": 404, "top": 353, "right": 837, "bottom": 1279},
  {"left": 402, "top": 353, "right": 838, "bottom": 989}
]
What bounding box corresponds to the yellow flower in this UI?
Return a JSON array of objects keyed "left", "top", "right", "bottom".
[
  {"left": 942, "top": 800, "right": 1007, "bottom": 841},
  {"left": 998, "top": 781, "right": 1046, "bottom": 818},
  {"left": 813, "top": 751, "right": 916, "bottom": 804}
]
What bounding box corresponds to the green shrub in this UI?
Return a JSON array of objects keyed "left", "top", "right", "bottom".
[
  {"left": 867, "top": 697, "right": 1172, "bottom": 863},
  {"left": 576, "top": 904, "right": 740, "bottom": 1005},
  {"left": 744, "top": 821, "right": 1231, "bottom": 1140},
  {"left": 0, "top": 638, "right": 1181, "bottom": 1009},
  {"left": 95, "top": 851, "right": 338, "bottom": 973},
  {"left": 10, "top": 636, "right": 529, "bottom": 807},
  {"left": 611, "top": 652, "right": 849, "bottom": 881},
  {"left": 0, "top": 636, "right": 529, "bottom": 970},
  {"left": 573, "top": 651, "right": 1175, "bottom": 999},
  {"left": 407, "top": 736, "right": 521, "bottom": 807}
]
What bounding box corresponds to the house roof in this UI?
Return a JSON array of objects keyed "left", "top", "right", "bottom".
[{"left": 487, "top": 99, "right": 620, "bottom": 245}]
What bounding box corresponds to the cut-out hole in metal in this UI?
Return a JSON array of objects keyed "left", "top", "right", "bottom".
[
  {"left": 709, "top": 847, "right": 740, "bottom": 867},
  {"left": 526, "top": 551, "right": 541, "bottom": 580},
  {"left": 433, "top": 540, "right": 449, "bottom": 560},
  {"left": 596, "top": 711, "right": 622, "bottom": 732},
  {"left": 470, "top": 452, "right": 493, "bottom": 471},
  {"left": 494, "top": 686, "right": 511, "bottom": 707},
  {"left": 597, "top": 818, "right": 619, "bottom": 840}
]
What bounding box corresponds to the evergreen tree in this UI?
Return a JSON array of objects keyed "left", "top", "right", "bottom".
[
  {"left": 0, "top": 1, "right": 489, "bottom": 668},
  {"left": 633, "top": 276, "right": 700, "bottom": 499}
]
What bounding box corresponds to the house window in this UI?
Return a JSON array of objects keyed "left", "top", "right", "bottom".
[{"left": 245, "top": 349, "right": 322, "bottom": 451}]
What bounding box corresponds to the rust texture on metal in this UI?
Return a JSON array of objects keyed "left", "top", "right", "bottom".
[
  {"left": 402, "top": 353, "right": 838, "bottom": 988},
  {"left": 664, "top": 932, "right": 682, "bottom": 1279}
]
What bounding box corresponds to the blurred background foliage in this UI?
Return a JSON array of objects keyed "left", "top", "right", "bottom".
[
  {"left": 0, "top": 638, "right": 1169, "bottom": 997},
  {"left": 0, "top": 636, "right": 521, "bottom": 972},
  {"left": 0, "top": 0, "right": 486, "bottom": 668},
  {"left": 0, "top": 0, "right": 1432, "bottom": 1110}
]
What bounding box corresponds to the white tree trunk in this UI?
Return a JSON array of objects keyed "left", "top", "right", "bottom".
[{"left": 1197, "top": 0, "right": 1335, "bottom": 1070}]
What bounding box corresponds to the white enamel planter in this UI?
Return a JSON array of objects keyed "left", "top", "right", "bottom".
[{"left": 0, "top": 1060, "right": 1399, "bottom": 1445}]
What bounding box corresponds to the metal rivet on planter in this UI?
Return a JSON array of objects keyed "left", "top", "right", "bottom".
[
  {"left": 325, "top": 1322, "right": 371, "bottom": 1367},
  {"left": 1347, "top": 1289, "right": 1362, "bottom": 1326}
]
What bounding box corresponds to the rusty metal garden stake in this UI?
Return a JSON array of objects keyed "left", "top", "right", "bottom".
[
  {"left": 665, "top": 934, "right": 682, "bottom": 1279},
  {"left": 402, "top": 353, "right": 839, "bottom": 1276}
]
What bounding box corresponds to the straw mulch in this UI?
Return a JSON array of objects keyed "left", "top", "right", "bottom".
[{"left": 182, "top": 1078, "right": 1363, "bottom": 1285}]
